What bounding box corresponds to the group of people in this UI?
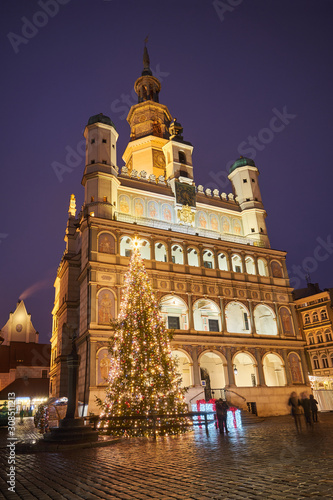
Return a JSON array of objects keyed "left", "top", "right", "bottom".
[{"left": 288, "top": 391, "right": 319, "bottom": 432}]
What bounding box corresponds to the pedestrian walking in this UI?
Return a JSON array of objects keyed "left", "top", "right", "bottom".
[
  {"left": 288, "top": 391, "right": 303, "bottom": 432},
  {"left": 300, "top": 392, "right": 312, "bottom": 428},
  {"left": 309, "top": 394, "right": 319, "bottom": 423},
  {"left": 19, "top": 408, "right": 24, "bottom": 425},
  {"left": 216, "top": 398, "right": 229, "bottom": 434}
]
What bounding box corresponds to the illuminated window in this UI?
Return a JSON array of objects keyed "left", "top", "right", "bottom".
[
  {"left": 103, "top": 196, "right": 107, "bottom": 202},
  {"left": 313, "top": 312, "right": 319, "bottom": 322},
  {"left": 321, "top": 309, "right": 328, "bottom": 320},
  {"left": 91, "top": 196, "right": 95, "bottom": 202},
  {"left": 304, "top": 314, "right": 310, "bottom": 325}
]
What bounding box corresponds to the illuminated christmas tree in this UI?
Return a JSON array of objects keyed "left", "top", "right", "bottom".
[{"left": 97, "top": 240, "right": 191, "bottom": 437}]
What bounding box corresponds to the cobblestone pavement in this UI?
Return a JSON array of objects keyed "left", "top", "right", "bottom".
[{"left": 1, "top": 414, "right": 333, "bottom": 500}]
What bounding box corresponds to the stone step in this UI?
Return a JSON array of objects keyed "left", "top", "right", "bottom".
[{"left": 239, "top": 410, "right": 265, "bottom": 424}]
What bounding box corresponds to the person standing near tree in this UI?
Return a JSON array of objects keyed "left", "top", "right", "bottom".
[
  {"left": 309, "top": 394, "right": 319, "bottom": 423},
  {"left": 216, "top": 398, "right": 229, "bottom": 434}
]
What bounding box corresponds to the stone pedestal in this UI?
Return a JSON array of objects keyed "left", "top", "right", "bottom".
[
  {"left": 44, "top": 418, "right": 98, "bottom": 443},
  {"left": 44, "top": 339, "right": 98, "bottom": 444}
]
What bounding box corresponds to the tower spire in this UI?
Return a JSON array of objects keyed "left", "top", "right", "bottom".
[{"left": 142, "top": 37, "right": 152, "bottom": 76}]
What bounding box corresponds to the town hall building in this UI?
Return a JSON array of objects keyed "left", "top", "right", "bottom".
[{"left": 49, "top": 47, "right": 309, "bottom": 416}]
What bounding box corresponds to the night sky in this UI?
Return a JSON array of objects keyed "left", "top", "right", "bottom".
[{"left": 1, "top": 0, "right": 333, "bottom": 344}]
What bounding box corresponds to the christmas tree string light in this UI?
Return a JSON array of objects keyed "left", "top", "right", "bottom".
[{"left": 97, "top": 238, "right": 191, "bottom": 437}]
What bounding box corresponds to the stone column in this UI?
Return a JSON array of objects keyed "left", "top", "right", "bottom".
[
  {"left": 191, "top": 346, "right": 201, "bottom": 386},
  {"left": 281, "top": 349, "right": 292, "bottom": 385},
  {"left": 227, "top": 250, "right": 233, "bottom": 272},
  {"left": 255, "top": 348, "right": 266, "bottom": 386},
  {"left": 254, "top": 256, "right": 260, "bottom": 276},
  {"left": 274, "top": 303, "right": 284, "bottom": 338},
  {"left": 241, "top": 252, "right": 246, "bottom": 274},
  {"left": 225, "top": 347, "right": 236, "bottom": 387},
  {"left": 188, "top": 294, "right": 194, "bottom": 330},
  {"left": 64, "top": 341, "right": 80, "bottom": 420},
  {"left": 299, "top": 349, "right": 311, "bottom": 385},
  {"left": 248, "top": 300, "right": 255, "bottom": 335},
  {"left": 219, "top": 297, "right": 226, "bottom": 334}
]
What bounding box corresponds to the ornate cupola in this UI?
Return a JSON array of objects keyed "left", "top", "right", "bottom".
[
  {"left": 122, "top": 44, "right": 173, "bottom": 178},
  {"left": 135, "top": 46, "right": 161, "bottom": 103}
]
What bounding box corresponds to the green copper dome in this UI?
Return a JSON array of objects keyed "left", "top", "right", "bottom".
[
  {"left": 229, "top": 157, "right": 256, "bottom": 174},
  {"left": 87, "top": 113, "right": 116, "bottom": 130}
]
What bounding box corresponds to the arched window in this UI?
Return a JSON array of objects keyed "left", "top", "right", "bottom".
[
  {"left": 313, "top": 356, "right": 319, "bottom": 369},
  {"left": 171, "top": 244, "right": 184, "bottom": 264},
  {"left": 193, "top": 299, "right": 221, "bottom": 332},
  {"left": 257, "top": 258, "right": 268, "bottom": 276},
  {"left": 233, "top": 352, "right": 257, "bottom": 387},
  {"left": 316, "top": 332, "right": 323, "bottom": 343},
  {"left": 187, "top": 247, "right": 199, "bottom": 267},
  {"left": 159, "top": 295, "right": 188, "bottom": 330},
  {"left": 313, "top": 312, "right": 319, "bottom": 322},
  {"left": 322, "top": 355, "right": 329, "bottom": 368},
  {"left": 231, "top": 254, "right": 243, "bottom": 273},
  {"left": 171, "top": 350, "right": 192, "bottom": 388},
  {"left": 321, "top": 309, "right": 328, "bottom": 320},
  {"left": 225, "top": 301, "right": 251, "bottom": 334},
  {"left": 178, "top": 151, "right": 187, "bottom": 164},
  {"left": 203, "top": 249, "right": 215, "bottom": 269},
  {"left": 325, "top": 330, "right": 332, "bottom": 342},
  {"left": 308, "top": 335, "right": 314, "bottom": 345},
  {"left": 263, "top": 353, "right": 286, "bottom": 386},
  {"left": 199, "top": 352, "right": 226, "bottom": 395},
  {"left": 155, "top": 242, "right": 167, "bottom": 262},
  {"left": 245, "top": 256, "right": 255, "bottom": 275},
  {"left": 139, "top": 239, "right": 151, "bottom": 260},
  {"left": 304, "top": 314, "right": 310, "bottom": 325},
  {"left": 120, "top": 236, "right": 132, "bottom": 257},
  {"left": 218, "top": 252, "right": 228, "bottom": 271},
  {"left": 254, "top": 305, "right": 278, "bottom": 335}
]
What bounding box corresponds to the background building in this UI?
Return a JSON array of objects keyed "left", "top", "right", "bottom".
[
  {"left": 50, "top": 49, "right": 309, "bottom": 417},
  {"left": 0, "top": 300, "right": 50, "bottom": 412},
  {"left": 293, "top": 283, "right": 333, "bottom": 411}
]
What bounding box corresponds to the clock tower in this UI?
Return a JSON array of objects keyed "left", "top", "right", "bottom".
[{"left": 122, "top": 45, "right": 172, "bottom": 178}]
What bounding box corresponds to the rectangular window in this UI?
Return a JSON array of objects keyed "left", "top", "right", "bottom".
[
  {"left": 125, "top": 249, "right": 132, "bottom": 258},
  {"left": 203, "top": 261, "right": 212, "bottom": 269},
  {"left": 251, "top": 374, "right": 256, "bottom": 386},
  {"left": 168, "top": 316, "right": 180, "bottom": 329},
  {"left": 243, "top": 179, "right": 247, "bottom": 183},
  {"left": 235, "top": 266, "right": 241, "bottom": 273},
  {"left": 91, "top": 160, "right": 95, "bottom": 164},
  {"left": 208, "top": 319, "right": 219, "bottom": 332},
  {"left": 102, "top": 160, "right": 107, "bottom": 164},
  {"left": 172, "top": 256, "right": 175, "bottom": 264},
  {"left": 91, "top": 139, "right": 95, "bottom": 144},
  {"left": 102, "top": 139, "right": 107, "bottom": 143},
  {"left": 103, "top": 196, "right": 107, "bottom": 202}
]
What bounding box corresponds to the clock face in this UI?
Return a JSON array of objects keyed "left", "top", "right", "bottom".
[{"left": 16, "top": 324, "right": 22, "bottom": 332}]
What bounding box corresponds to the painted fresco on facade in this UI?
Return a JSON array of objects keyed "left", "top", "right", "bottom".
[
  {"left": 288, "top": 353, "right": 303, "bottom": 384},
  {"left": 280, "top": 307, "right": 294, "bottom": 336},
  {"left": 98, "top": 290, "right": 115, "bottom": 325},
  {"left": 148, "top": 201, "right": 158, "bottom": 218},
  {"left": 222, "top": 216, "right": 231, "bottom": 233},
  {"left": 119, "top": 195, "right": 130, "bottom": 214},
  {"left": 97, "top": 348, "right": 112, "bottom": 385},
  {"left": 98, "top": 233, "right": 115, "bottom": 254}
]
